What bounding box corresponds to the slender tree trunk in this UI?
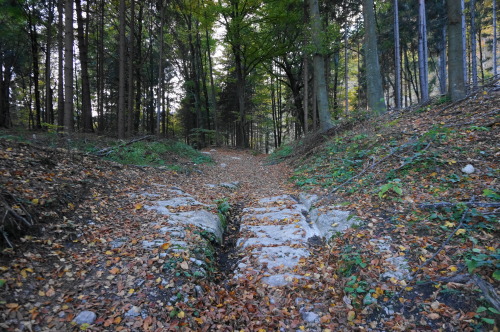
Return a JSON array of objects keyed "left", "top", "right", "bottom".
[
  {"left": 448, "top": 0, "right": 466, "bottom": 101},
  {"left": 57, "top": 0, "right": 64, "bottom": 129},
  {"left": 118, "top": 0, "right": 126, "bottom": 138},
  {"left": 205, "top": 27, "right": 218, "bottom": 144},
  {"left": 494, "top": 0, "right": 497, "bottom": 76},
  {"left": 478, "top": 24, "right": 485, "bottom": 83},
  {"left": 28, "top": 11, "right": 42, "bottom": 129},
  {"left": 394, "top": 0, "right": 401, "bottom": 110},
  {"left": 344, "top": 30, "right": 348, "bottom": 114},
  {"left": 470, "top": 0, "right": 478, "bottom": 88},
  {"left": 127, "top": 0, "right": 135, "bottom": 136},
  {"left": 461, "top": 0, "right": 468, "bottom": 87},
  {"left": 96, "top": 0, "right": 105, "bottom": 132},
  {"left": 64, "top": 0, "right": 74, "bottom": 132},
  {"left": 157, "top": 1, "right": 164, "bottom": 137},
  {"left": 418, "top": 0, "right": 429, "bottom": 102},
  {"left": 309, "top": 0, "right": 332, "bottom": 131},
  {"left": 75, "top": 0, "right": 93, "bottom": 132},
  {"left": 439, "top": 18, "right": 447, "bottom": 95},
  {"left": 45, "top": 0, "right": 54, "bottom": 124},
  {"left": 303, "top": 56, "right": 308, "bottom": 133}
]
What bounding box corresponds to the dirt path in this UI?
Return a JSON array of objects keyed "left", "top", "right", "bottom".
[{"left": 3, "top": 148, "right": 344, "bottom": 331}]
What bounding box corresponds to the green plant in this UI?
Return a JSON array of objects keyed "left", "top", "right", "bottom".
[
  {"left": 215, "top": 198, "right": 231, "bottom": 229},
  {"left": 377, "top": 179, "right": 403, "bottom": 198},
  {"left": 344, "top": 275, "right": 368, "bottom": 294},
  {"left": 338, "top": 246, "right": 367, "bottom": 276}
]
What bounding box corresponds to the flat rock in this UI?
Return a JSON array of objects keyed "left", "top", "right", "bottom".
[
  {"left": 125, "top": 306, "right": 141, "bottom": 318},
  {"left": 168, "top": 210, "right": 223, "bottom": 242},
  {"left": 298, "top": 193, "right": 319, "bottom": 211},
  {"left": 220, "top": 181, "right": 240, "bottom": 189},
  {"left": 257, "top": 195, "right": 297, "bottom": 205},
  {"left": 261, "top": 274, "right": 306, "bottom": 287},
  {"left": 252, "top": 246, "right": 310, "bottom": 269},
  {"left": 310, "top": 208, "right": 356, "bottom": 239},
  {"left": 237, "top": 222, "right": 318, "bottom": 248},
  {"left": 241, "top": 207, "right": 307, "bottom": 224},
  {"left": 73, "top": 311, "right": 96, "bottom": 325}
]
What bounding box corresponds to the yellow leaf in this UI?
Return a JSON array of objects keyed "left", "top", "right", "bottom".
[
  {"left": 113, "top": 316, "right": 122, "bottom": 324},
  {"left": 486, "top": 246, "right": 495, "bottom": 251},
  {"left": 25, "top": 268, "right": 33, "bottom": 273},
  {"left": 347, "top": 310, "right": 355, "bottom": 321},
  {"left": 177, "top": 311, "right": 185, "bottom": 319},
  {"left": 299, "top": 326, "right": 305, "bottom": 330},
  {"left": 134, "top": 203, "right": 143, "bottom": 210},
  {"left": 38, "top": 290, "right": 45, "bottom": 296},
  {"left": 180, "top": 261, "right": 189, "bottom": 270},
  {"left": 447, "top": 159, "right": 457, "bottom": 165},
  {"left": 6, "top": 303, "right": 19, "bottom": 309},
  {"left": 161, "top": 242, "right": 171, "bottom": 250},
  {"left": 430, "top": 172, "right": 437, "bottom": 177},
  {"left": 128, "top": 289, "right": 135, "bottom": 294},
  {"left": 31, "top": 199, "right": 39, "bottom": 205},
  {"left": 0, "top": 266, "right": 8, "bottom": 271},
  {"left": 456, "top": 229, "right": 466, "bottom": 235},
  {"left": 448, "top": 265, "right": 458, "bottom": 272},
  {"left": 68, "top": 203, "right": 75, "bottom": 210},
  {"left": 419, "top": 256, "right": 426, "bottom": 262},
  {"left": 20, "top": 269, "right": 27, "bottom": 278},
  {"left": 194, "top": 317, "right": 203, "bottom": 324},
  {"left": 444, "top": 221, "right": 455, "bottom": 227},
  {"left": 156, "top": 277, "right": 162, "bottom": 283},
  {"left": 105, "top": 251, "right": 113, "bottom": 255}
]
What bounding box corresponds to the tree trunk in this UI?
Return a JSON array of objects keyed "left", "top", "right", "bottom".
[
  {"left": 96, "top": 0, "right": 105, "bottom": 132},
  {"left": 461, "top": 0, "right": 468, "bottom": 87},
  {"left": 394, "top": 0, "right": 401, "bottom": 110},
  {"left": 439, "top": 13, "right": 447, "bottom": 95},
  {"left": 362, "top": 0, "right": 386, "bottom": 114},
  {"left": 127, "top": 0, "right": 135, "bottom": 136},
  {"left": 28, "top": 10, "right": 42, "bottom": 129},
  {"left": 205, "top": 27, "right": 218, "bottom": 144},
  {"left": 118, "top": 0, "right": 126, "bottom": 138},
  {"left": 309, "top": 0, "right": 332, "bottom": 131},
  {"left": 448, "top": 0, "right": 466, "bottom": 101},
  {"left": 57, "top": 0, "right": 64, "bottom": 129},
  {"left": 418, "top": 0, "right": 429, "bottom": 102},
  {"left": 344, "top": 30, "right": 349, "bottom": 114},
  {"left": 303, "top": 56, "right": 308, "bottom": 133},
  {"left": 75, "top": 0, "right": 93, "bottom": 132},
  {"left": 157, "top": 0, "right": 164, "bottom": 137},
  {"left": 64, "top": 0, "right": 74, "bottom": 132},
  {"left": 494, "top": 0, "right": 497, "bottom": 77},
  {"left": 470, "top": 0, "right": 478, "bottom": 88}
]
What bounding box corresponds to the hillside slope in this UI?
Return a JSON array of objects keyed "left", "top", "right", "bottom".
[{"left": 282, "top": 89, "right": 499, "bottom": 329}]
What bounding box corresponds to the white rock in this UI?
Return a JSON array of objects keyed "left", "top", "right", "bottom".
[
  {"left": 73, "top": 311, "right": 96, "bottom": 325},
  {"left": 461, "top": 164, "right": 475, "bottom": 174},
  {"left": 125, "top": 306, "right": 141, "bottom": 318}
]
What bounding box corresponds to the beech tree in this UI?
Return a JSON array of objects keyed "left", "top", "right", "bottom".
[
  {"left": 362, "top": 0, "right": 385, "bottom": 114},
  {"left": 448, "top": 0, "right": 466, "bottom": 101},
  {"left": 63, "top": 0, "right": 74, "bottom": 132}
]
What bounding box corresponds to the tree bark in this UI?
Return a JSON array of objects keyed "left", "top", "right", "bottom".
[
  {"left": 494, "top": 0, "right": 498, "bottom": 77},
  {"left": 205, "top": 27, "right": 218, "bottom": 144},
  {"left": 438, "top": 13, "right": 447, "bottom": 95},
  {"left": 394, "top": 0, "right": 401, "bottom": 110},
  {"left": 418, "top": 0, "right": 429, "bottom": 102},
  {"left": 57, "top": 0, "right": 64, "bottom": 129},
  {"left": 28, "top": 8, "right": 42, "bottom": 129},
  {"left": 64, "top": 0, "right": 74, "bottom": 132},
  {"left": 45, "top": 0, "right": 54, "bottom": 125},
  {"left": 118, "top": 0, "right": 126, "bottom": 138},
  {"left": 448, "top": 0, "right": 466, "bottom": 101},
  {"left": 309, "top": 0, "right": 332, "bottom": 132},
  {"left": 75, "top": 0, "right": 93, "bottom": 132},
  {"left": 470, "top": 0, "right": 478, "bottom": 88},
  {"left": 362, "top": 0, "right": 386, "bottom": 114},
  {"left": 127, "top": 0, "right": 135, "bottom": 137}
]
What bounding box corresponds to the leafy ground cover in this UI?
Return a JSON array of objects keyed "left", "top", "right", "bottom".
[
  {"left": 0, "top": 89, "right": 498, "bottom": 331},
  {"left": 279, "top": 88, "right": 500, "bottom": 330}
]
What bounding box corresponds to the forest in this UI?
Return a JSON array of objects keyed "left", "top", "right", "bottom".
[{"left": 0, "top": 0, "right": 498, "bottom": 151}]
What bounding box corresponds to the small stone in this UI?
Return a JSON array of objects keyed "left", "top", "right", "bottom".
[
  {"left": 125, "top": 306, "right": 141, "bottom": 318},
  {"left": 301, "top": 311, "right": 320, "bottom": 323},
  {"left": 73, "top": 311, "right": 96, "bottom": 325},
  {"left": 461, "top": 164, "right": 474, "bottom": 174}
]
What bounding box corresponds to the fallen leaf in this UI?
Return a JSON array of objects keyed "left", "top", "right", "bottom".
[
  {"left": 180, "top": 261, "right": 189, "bottom": 270},
  {"left": 347, "top": 310, "right": 355, "bottom": 321},
  {"left": 110, "top": 267, "right": 120, "bottom": 274},
  {"left": 161, "top": 242, "right": 171, "bottom": 250},
  {"left": 177, "top": 311, "right": 185, "bottom": 318},
  {"left": 134, "top": 203, "right": 143, "bottom": 210}
]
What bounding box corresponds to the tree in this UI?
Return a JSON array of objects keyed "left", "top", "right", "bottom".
[
  {"left": 75, "top": 0, "right": 93, "bottom": 132},
  {"left": 362, "top": 0, "right": 386, "bottom": 114},
  {"left": 447, "top": 0, "right": 466, "bottom": 101},
  {"left": 470, "top": 0, "right": 478, "bottom": 88},
  {"left": 494, "top": 0, "right": 497, "bottom": 77},
  {"left": 118, "top": 0, "right": 126, "bottom": 138},
  {"left": 64, "top": 0, "right": 74, "bottom": 132},
  {"left": 394, "top": 0, "right": 401, "bottom": 110},
  {"left": 418, "top": 0, "right": 429, "bottom": 102},
  {"left": 309, "top": 0, "right": 333, "bottom": 131}
]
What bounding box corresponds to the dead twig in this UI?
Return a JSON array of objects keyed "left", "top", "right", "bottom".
[
  {"left": 418, "top": 201, "right": 500, "bottom": 209},
  {"left": 94, "top": 135, "right": 153, "bottom": 157},
  {"left": 472, "top": 274, "right": 500, "bottom": 313},
  {"left": 411, "top": 198, "right": 473, "bottom": 278}
]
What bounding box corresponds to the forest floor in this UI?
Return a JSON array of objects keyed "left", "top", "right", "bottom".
[{"left": 0, "top": 88, "right": 499, "bottom": 331}]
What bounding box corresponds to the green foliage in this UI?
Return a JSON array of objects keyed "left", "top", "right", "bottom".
[
  {"left": 215, "top": 197, "right": 231, "bottom": 229},
  {"left": 105, "top": 140, "right": 212, "bottom": 167},
  {"left": 338, "top": 245, "right": 367, "bottom": 276},
  {"left": 376, "top": 179, "right": 403, "bottom": 198},
  {"left": 482, "top": 189, "right": 500, "bottom": 200},
  {"left": 268, "top": 144, "right": 293, "bottom": 162}
]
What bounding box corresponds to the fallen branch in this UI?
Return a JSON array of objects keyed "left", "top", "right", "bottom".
[
  {"left": 472, "top": 274, "right": 500, "bottom": 313},
  {"left": 0, "top": 200, "right": 33, "bottom": 227},
  {"left": 331, "top": 139, "right": 416, "bottom": 193},
  {"left": 94, "top": 135, "right": 153, "bottom": 157},
  {"left": 411, "top": 198, "right": 473, "bottom": 278},
  {"left": 418, "top": 201, "right": 500, "bottom": 209}
]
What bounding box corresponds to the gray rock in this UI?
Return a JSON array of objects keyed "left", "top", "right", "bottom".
[
  {"left": 298, "top": 193, "right": 319, "bottom": 211},
  {"left": 252, "top": 246, "right": 310, "bottom": 269},
  {"left": 310, "top": 208, "right": 356, "bottom": 239},
  {"left": 73, "top": 311, "right": 96, "bottom": 325},
  {"left": 257, "top": 195, "right": 297, "bottom": 205},
  {"left": 300, "top": 311, "right": 320, "bottom": 323},
  {"left": 142, "top": 239, "right": 165, "bottom": 249},
  {"left": 110, "top": 238, "right": 128, "bottom": 249},
  {"left": 261, "top": 274, "right": 305, "bottom": 287},
  {"left": 125, "top": 306, "right": 141, "bottom": 318},
  {"left": 168, "top": 210, "right": 223, "bottom": 242},
  {"left": 220, "top": 182, "right": 240, "bottom": 189},
  {"left": 220, "top": 163, "right": 227, "bottom": 168},
  {"left": 382, "top": 256, "right": 410, "bottom": 280}
]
